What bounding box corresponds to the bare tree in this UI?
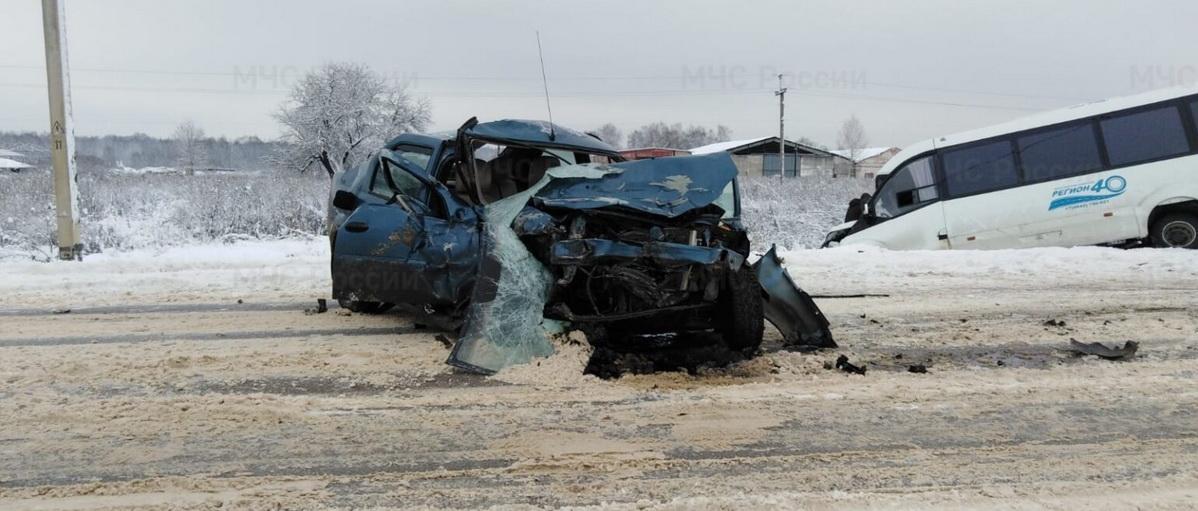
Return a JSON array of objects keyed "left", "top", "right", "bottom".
[
  {"left": 627, "top": 122, "right": 732, "bottom": 150},
  {"left": 275, "top": 62, "right": 431, "bottom": 178},
  {"left": 592, "top": 123, "right": 624, "bottom": 149},
  {"left": 173, "top": 120, "right": 207, "bottom": 175},
  {"left": 836, "top": 115, "right": 869, "bottom": 178}
]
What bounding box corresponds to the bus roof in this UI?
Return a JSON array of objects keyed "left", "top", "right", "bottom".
[{"left": 876, "top": 85, "right": 1198, "bottom": 177}]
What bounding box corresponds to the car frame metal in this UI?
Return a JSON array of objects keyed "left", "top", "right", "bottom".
[{"left": 329, "top": 118, "right": 833, "bottom": 373}]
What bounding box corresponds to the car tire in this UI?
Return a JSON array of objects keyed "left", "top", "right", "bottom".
[
  {"left": 337, "top": 299, "right": 394, "bottom": 314},
  {"left": 718, "top": 267, "right": 765, "bottom": 354},
  {"left": 1150, "top": 212, "right": 1198, "bottom": 249}
]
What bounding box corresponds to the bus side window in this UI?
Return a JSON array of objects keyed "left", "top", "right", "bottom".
[
  {"left": 1100, "top": 106, "right": 1190, "bottom": 166},
  {"left": 1190, "top": 100, "right": 1198, "bottom": 145},
  {"left": 942, "top": 140, "right": 1019, "bottom": 197},
  {"left": 1018, "top": 122, "right": 1104, "bottom": 183}
]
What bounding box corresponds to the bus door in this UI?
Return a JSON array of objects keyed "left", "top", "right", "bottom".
[
  {"left": 938, "top": 140, "right": 1029, "bottom": 249},
  {"left": 864, "top": 155, "right": 950, "bottom": 250}
]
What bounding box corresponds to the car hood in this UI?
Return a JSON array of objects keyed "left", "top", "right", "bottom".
[{"left": 531, "top": 153, "right": 738, "bottom": 218}]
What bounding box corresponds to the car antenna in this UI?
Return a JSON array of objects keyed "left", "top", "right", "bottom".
[{"left": 536, "top": 30, "right": 556, "bottom": 141}]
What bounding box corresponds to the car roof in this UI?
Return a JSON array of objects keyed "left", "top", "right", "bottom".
[
  {"left": 383, "top": 119, "right": 619, "bottom": 156},
  {"left": 384, "top": 132, "right": 451, "bottom": 150},
  {"left": 465, "top": 119, "right": 619, "bottom": 156}
]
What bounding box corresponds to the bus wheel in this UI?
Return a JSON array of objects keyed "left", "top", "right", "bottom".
[{"left": 1151, "top": 213, "right": 1198, "bottom": 249}]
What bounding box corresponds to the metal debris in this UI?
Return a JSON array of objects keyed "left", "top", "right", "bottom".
[{"left": 1067, "top": 340, "right": 1139, "bottom": 360}]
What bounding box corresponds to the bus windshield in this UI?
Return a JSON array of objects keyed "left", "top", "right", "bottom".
[{"left": 873, "top": 156, "right": 938, "bottom": 219}]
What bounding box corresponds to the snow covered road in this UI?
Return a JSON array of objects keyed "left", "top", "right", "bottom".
[{"left": 1, "top": 240, "right": 1197, "bottom": 509}]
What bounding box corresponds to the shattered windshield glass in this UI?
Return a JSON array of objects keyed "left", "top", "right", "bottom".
[
  {"left": 449, "top": 165, "right": 619, "bottom": 373},
  {"left": 714, "top": 181, "right": 737, "bottom": 218},
  {"left": 448, "top": 153, "right": 740, "bottom": 374}
]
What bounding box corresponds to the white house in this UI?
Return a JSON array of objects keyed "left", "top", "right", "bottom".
[
  {"left": 830, "top": 147, "right": 901, "bottom": 179},
  {"left": 690, "top": 137, "right": 851, "bottom": 178}
]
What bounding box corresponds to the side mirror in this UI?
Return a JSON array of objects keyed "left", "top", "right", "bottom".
[{"left": 333, "top": 190, "right": 358, "bottom": 211}]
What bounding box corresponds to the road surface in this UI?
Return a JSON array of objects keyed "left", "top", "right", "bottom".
[{"left": 0, "top": 241, "right": 1196, "bottom": 509}]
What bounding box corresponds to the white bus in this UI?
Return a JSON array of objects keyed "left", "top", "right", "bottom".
[{"left": 824, "top": 86, "right": 1198, "bottom": 250}]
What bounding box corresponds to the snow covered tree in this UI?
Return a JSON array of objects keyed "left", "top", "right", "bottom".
[
  {"left": 836, "top": 115, "right": 869, "bottom": 178},
  {"left": 626, "top": 123, "right": 731, "bottom": 150},
  {"left": 275, "top": 62, "right": 431, "bottom": 178},
  {"left": 173, "top": 120, "right": 207, "bottom": 175},
  {"left": 592, "top": 123, "right": 624, "bottom": 149}
]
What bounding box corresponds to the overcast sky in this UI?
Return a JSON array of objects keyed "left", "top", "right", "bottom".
[{"left": 2, "top": 0, "right": 1196, "bottom": 148}]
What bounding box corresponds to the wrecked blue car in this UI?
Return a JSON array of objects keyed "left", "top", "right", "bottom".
[{"left": 328, "top": 118, "right": 833, "bottom": 373}]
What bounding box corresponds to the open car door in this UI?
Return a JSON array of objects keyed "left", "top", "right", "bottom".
[{"left": 332, "top": 150, "right": 480, "bottom": 311}]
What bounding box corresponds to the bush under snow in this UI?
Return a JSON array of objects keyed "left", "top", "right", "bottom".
[
  {"left": 0, "top": 170, "right": 329, "bottom": 260},
  {"left": 0, "top": 170, "right": 870, "bottom": 260},
  {"left": 739, "top": 175, "right": 874, "bottom": 250}
]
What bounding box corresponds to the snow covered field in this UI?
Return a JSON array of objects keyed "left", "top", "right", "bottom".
[
  {"left": 0, "top": 172, "right": 870, "bottom": 260},
  {"left": 1, "top": 239, "right": 1196, "bottom": 509},
  {"left": 3, "top": 237, "right": 1194, "bottom": 308}
]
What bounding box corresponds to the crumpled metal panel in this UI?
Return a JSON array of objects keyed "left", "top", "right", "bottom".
[
  {"left": 448, "top": 155, "right": 789, "bottom": 374},
  {"left": 533, "top": 153, "right": 738, "bottom": 218},
  {"left": 550, "top": 238, "right": 745, "bottom": 269},
  {"left": 753, "top": 246, "right": 836, "bottom": 350}
]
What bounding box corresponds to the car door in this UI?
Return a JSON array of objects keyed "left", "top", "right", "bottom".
[{"left": 332, "top": 150, "right": 479, "bottom": 310}]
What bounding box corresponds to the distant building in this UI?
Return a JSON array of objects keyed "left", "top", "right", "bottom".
[
  {"left": 619, "top": 147, "right": 691, "bottom": 160},
  {"left": 830, "top": 147, "right": 901, "bottom": 179},
  {"left": 690, "top": 137, "right": 850, "bottom": 178}
]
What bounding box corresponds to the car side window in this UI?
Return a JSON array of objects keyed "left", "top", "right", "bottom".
[
  {"left": 371, "top": 156, "right": 426, "bottom": 200},
  {"left": 393, "top": 146, "right": 433, "bottom": 171},
  {"left": 874, "top": 156, "right": 937, "bottom": 219}
]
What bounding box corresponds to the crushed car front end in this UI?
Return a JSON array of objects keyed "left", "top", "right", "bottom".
[
  {"left": 448, "top": 151, "right": 835, "bottom": 373},
  {"left": 517, "top": 172, "right": 760, "bottom": 352}
]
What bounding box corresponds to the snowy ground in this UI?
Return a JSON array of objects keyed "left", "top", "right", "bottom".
[{"left": 1, "top": 239, "right": 1197, "bottom": 509}]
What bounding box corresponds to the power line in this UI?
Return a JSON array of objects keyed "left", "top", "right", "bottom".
[
  {"left": 0, "top": 63, "right": 1093, "bottom": 103},
  {"left": 0, "top": 80, "right": 1053, "bottom": 112}
]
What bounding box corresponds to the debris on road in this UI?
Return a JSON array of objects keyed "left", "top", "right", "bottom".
[
  {"left": 1067, "top": 340, "right": 1139, "bottom": 360},
  {"left": 303, "top": 299, "right": 328, "bottom": 315},
  {"left": 834, "top": 355, "right": 867, "bottom": 375},
  {"left": 908, "top": 364, "right": 928, "bottom": 374},
  {"left": 51, "top": 308, "right": 71, "bottom": 315},
  {"left": 1043, "top": 319, "right": 1067, "bottom": 328}
]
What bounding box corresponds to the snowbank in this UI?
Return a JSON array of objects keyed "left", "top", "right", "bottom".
[
  {"left": 782, "top": 244, "right": 1198, "bottom": 295},
  {"left": 4, "top": 234, "right": 1194, "bottom": 311},
  {"left": 0, "top": 239, "right": 330, "bottom": 309}
]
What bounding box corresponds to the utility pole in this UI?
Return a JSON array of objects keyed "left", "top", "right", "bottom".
[
  {"left": 774, "top": 74, "right": 787, "bottom": 182},
  {"left": 42, "top": 0, "right": 82, "bottom": 261}
]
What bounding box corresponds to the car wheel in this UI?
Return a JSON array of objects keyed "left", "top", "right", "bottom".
[
  {"left": 1151, "top": 213, "right": 1198, "bottom": 249},
  {"left": 337, "top": 299, "right": 394, "bottom": 314},
  {"left": 718, "top": 267, "right": 765, "bottom": 354}
]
